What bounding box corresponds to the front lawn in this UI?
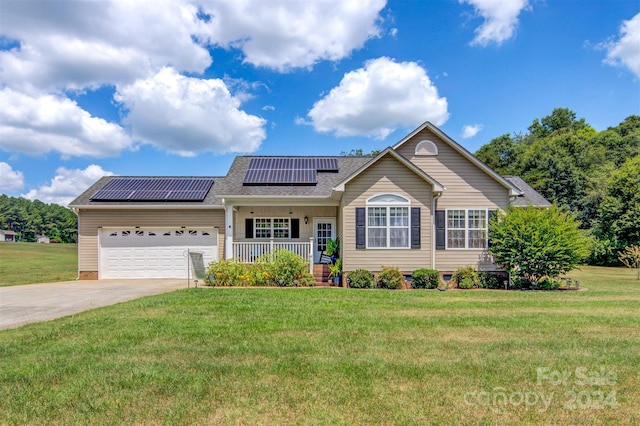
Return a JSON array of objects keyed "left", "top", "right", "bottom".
[
  {"left": 0, "top": 242, "right": 77, "bottom": 286},
  {"left": 0, "top": 266, "right": 638, "bottom": 424}
]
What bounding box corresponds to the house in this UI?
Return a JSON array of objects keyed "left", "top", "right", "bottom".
[
  {"left": 36, "top": 235, "right": 50, "bottom": 244},
  {"left": 0, "top": 230, "right": 16, "bottom": 242},
  {"left": 69, "top": 121, "right": 549, "bottom": 282}
]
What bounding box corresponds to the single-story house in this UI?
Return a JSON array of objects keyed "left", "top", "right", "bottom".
[
  {"left": 36, "top": 235, "right": 50, "bottom": 244},
  {"left": 69, "top": 121, "right": 549, "bottom": 282},
  {"left": 0, "top": 230, "right": 16, "bottom": 242}
]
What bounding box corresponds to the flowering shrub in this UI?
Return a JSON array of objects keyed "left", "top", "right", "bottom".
[{"left": 376, "top": 266, "right": 405, "bottom": 289}]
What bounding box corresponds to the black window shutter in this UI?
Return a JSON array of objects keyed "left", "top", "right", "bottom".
[
  {"left": 435, "top": 210, "right": 445, "bottom": 250},
  {"left": 356, "top": 208, "right": 365, "bottom": 249},
  {"left": 291, "top": 219, "right": 300, "bottom": 239},
  {"left": 245, "top": 218, "right": 253, "bottom": 239},
  {"left": 411, "top": 207, "right": 420, "bottom": 249}
]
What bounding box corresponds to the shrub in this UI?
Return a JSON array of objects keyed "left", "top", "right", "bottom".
[
  {"left": 412, "top": 268, "right": 439, "bottom": 289},
  {"left": 451, "top": 266, "right": 479, "bottom": 288},
  {"left": 258, "top": 249, "right": 314, "bottom": 287},
  {"left": 510, "top": 275, "right": 533, "bottom": 290},
  {"left": 458, "top": 277, "right": 475, "bottom": 289},
  {"left": 205, "top": 259, "right": 250, "bottom": 286},
  {"left": 478, "top": 272, "right": 505, "bottom": 289},
  {"left": 377, "top": 266, "right": 405, "bottom": 290},
  {"left": 347, "top": 269, "right": 375, "bottom": 289},
  {"left": 538, "top": 276, "right": 560, "bottom": 290}
]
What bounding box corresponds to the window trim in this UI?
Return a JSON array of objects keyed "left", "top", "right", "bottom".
[
  {"left": 253, "top": 217, "right": 291, "bottom": 239},
  {"left": 445, "top": 208, "right": 488, "bottom": 250},
  {"left": 366, "top": 193, "right": 411, "bottom": 249}
]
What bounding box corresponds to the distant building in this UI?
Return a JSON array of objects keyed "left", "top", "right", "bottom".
[
  {"left": 0, "top": 230, "right": 16, "bottom": 242},
  {"left": 37, "top": 235, "right": 51, "bottom": 244}
]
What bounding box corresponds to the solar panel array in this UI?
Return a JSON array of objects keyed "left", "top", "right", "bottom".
[
  {"left": 91, "top": 177, "right": 214, "bottom": 201},
  {"left": 243, "top": 157, "right": 338, "bottom": 186}
]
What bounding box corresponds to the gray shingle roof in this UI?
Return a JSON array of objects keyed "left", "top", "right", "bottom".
[
  {"left": 215, "top": 155, "right": 373, "bottom": 198},
  {"left": 504, "top": 176, "right": 552, "bottom": 207}
]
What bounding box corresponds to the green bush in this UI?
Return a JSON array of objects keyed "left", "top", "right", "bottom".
[
  {"left": 205, "top": 250, "right": 313, "bottom": 287},
  {"left": 412, "top": 268, "right": 439, "bottom": 289},
  {"left": 458, "top": 277, "right": 475, "bottom": 289},
  {"left": 377, "top": 266, "right": 405, "bottom": 290},
  {"left": 510, "top": 275, "right": 533, "bottom": 290},
  {"left": 347, "top": 269, "right": 375, "bottom": 289},
  {"left": 451, "top": 266, "right": 479, "bottom": 288},
  {"left": 478, "top": 272, "right": 505, "bottom": 289},
  {"left": 537, "top": 276, "right": 560, "bottom": 290}
]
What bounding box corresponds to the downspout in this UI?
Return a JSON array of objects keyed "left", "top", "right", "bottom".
[
  {"left": 71, "top": 207, "right": 80, "bottom": 280},
  {"left": 431, "top": 192, "right": 442, "bottom": 270}
]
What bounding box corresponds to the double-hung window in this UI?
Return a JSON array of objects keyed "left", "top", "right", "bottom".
[
  {"left": 366, "top": 194, "right": 410, "bottom": 248},
  {"left": 446, "top": 209, "right": 487, "bottom": 249},
  {"left": 255, "top": 218, "right": 290, "bottom": 239}
]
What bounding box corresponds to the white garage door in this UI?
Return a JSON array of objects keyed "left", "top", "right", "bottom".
[{"left": 99, "top": 228, "right": 218, "bottom": 279}]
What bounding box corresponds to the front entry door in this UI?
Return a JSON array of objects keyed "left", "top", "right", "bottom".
[{"left": 313, "top": 218, "right": 336, "bottom": 263}]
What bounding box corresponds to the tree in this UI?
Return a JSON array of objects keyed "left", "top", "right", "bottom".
[
  {"left": 340, "top": 148, "right": 381, "bottom": 157},
  {"left": 618, "top": 245, "right": 640, "bottom": 281},
  {"left": 489, "top": 206, "right": 591, "bottom": 285}
]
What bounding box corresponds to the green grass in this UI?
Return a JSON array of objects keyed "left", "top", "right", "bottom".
[
  {"left": 0, "top": 242, "right": 77, "bottom": 286},
  {"left": 0, "top": 266, "right": 638, "bottom": 425}
]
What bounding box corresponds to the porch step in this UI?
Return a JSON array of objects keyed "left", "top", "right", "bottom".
[{"left": 313, "top": 264, "right": 330, "bottom": 283}]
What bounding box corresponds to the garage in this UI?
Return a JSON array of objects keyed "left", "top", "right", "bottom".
[{"left": 99, "top": 228, "right": 218, "bottom": 279}]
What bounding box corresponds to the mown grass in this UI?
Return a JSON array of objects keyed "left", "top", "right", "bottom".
[
  {"left": 0, "top": 266, "right": 638, "bottom": 425},
  {"left": 0, "top": 242, "right": 77, "bottom": 286}
]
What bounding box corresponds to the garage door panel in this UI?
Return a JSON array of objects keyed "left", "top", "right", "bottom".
[{"left": 99, "top": 228, "right": 218, "bottom": 279}]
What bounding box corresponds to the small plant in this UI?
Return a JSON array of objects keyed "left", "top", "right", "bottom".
[
  {"left": 451, "top": 266, "right": 479, "bottom": 288},
  {"left": 347, "top": 269, "right": 375, "bottom": 289},
  {"left": 412, "top": 268, "right": 439, "bottom": 289},
  {"left": 328, "top": 258, "right": 342, "bottom": 278},
  {"left": 537, "top": 276, "right": 560, "bottom": 290},
  {"left": 377, "top": 266, "right": 405, "bottom": 290},
  {"left": 478, "top": 272, "right": 505, "bottom": 289},
  {"left": 325, "top": 237, "right": 341, "bottom": 258},
  {"left": 458, "top": 277, "right": 475, "bottom": 289}
]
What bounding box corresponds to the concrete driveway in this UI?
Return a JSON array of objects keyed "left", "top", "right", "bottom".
[{"left": 0, "top": 279, "right": 187, "bottom": 330}]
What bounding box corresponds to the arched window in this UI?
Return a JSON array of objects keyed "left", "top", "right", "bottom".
[
  {"left": 366, "top": 193, "right": 410, "bottom": 248},
  {"left": 415, "top": 140, "right": 438, "bottom": 156}
]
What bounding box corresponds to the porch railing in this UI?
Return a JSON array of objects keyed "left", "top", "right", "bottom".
[{"left": 231, "top": 238, "right": 314, "bottom": 274}]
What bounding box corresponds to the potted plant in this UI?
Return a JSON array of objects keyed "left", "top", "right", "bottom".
[
  {"left": 325, "top": 237, "right": 340, "bottom": 263},
  {"left": 328, "top": 258, "right": 342, "bottom": 285}
]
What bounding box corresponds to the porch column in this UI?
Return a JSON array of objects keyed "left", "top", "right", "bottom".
[{"left": 224, "top": 203, "right": 234, "bottom": 259}]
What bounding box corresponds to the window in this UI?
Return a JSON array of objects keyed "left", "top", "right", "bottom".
[
  {"left": 446, "top": 209, "right": 488, "bottom": 249},
  {"left": 415, "top": 140, "right": 438, "bottom": 156},
  {"left": 254, "top": 218, "right": 290, "bottom": 239},
  {"left": 366, "top": 194, "right": 410, "bottom": 248}
]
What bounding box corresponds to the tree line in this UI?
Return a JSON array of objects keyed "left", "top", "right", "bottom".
[
  {"left": 0, "top": 195, "right": 77, "bottom": 243},
  {"left": 475, "top": 108, "right": 639, "bottom": 265}
]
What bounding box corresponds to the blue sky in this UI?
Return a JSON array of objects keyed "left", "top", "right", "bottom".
[{"left": 1, "top": 0, "right": 638, "bottom": 206}]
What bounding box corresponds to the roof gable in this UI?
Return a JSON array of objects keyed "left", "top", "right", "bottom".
[
  {"left": 333, "top": 147, "right": 444, "bottom": 192},
  {"left": 393, "top": 121, "right": 521, "bottom": 196}
]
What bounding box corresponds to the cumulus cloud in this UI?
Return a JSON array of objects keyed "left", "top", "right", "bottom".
[
  {"left": 200, "top": 0, "right": 386, "bottom": 71},
  {"left": 22, "top": 164, "right": 114, "bottom": 207},
  {"left": 602, "top": 12, "right": 640, "bottom": 78},
  {"left": 461, "top": 0, "right": 530, "bottom": 46},
  {"left": 114, "top": 68, "right": 266, "bottom": 156},
  {"left": 0, "top": 88, "right": 133, "bottom": 157},
  {"left": 462, "top": 124, "right": 484, "bottom": 139},
  {"left": 0, "top": 162, "right": 25, "bottom": 192},
  {"left": 0, "top": 0, "right": 212, "bottom": 92},
  {"left": 307, "top": 57, "right": 449, "bottom": 139}
]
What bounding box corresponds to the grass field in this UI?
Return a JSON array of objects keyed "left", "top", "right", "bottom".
[
  {"left": 0, "top": 266, "right": 638, "bottom": 425},
  {"left": 0, "top": 242, "right": 77, "bottom": 286}
]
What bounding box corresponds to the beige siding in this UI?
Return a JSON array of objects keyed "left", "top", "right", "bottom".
[
  {"left": 342, "top": 154, "right": 433, "bottom": 273},
  {"left": 77, "top": 209, "right": 225, "bottom": 273},
  {"left": 233, "top": 206, "right": 337, "bottom": 241},
  {"left": 396, "top": 129, "right": 510, "bottom": 272}
]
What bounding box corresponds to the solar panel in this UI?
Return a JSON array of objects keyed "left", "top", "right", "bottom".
[
  {"left": 90, "top": 178, "right": 214, "bottom": 201},
  {"left": 243, "top": 157, "right": 338, "bottom": 185}
]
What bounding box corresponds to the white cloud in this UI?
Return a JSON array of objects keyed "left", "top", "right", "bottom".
[
  {"left": 461, "top": 0, "right": 529, "bottom": 46},
  {"left": 22, "top": 164, "right": 114, "bottom": 207},
  {"left": 0, "top": 162, "right": 25, "bottom": 192},
  {"left": 307, "top": 57, "right": 449, "bottom": 139},
  {"left": 0, "top": 88, "right": 133, "bottom": 157},
  {"left": 0, "top": 0, "right": 212, "bottom": 92},
  {"left": 114, "top": 68, "right": 266, "bottom": 156},
  {"left": 200, "top": 0, "right": 386, "bottom": 71},
  {"left": 603, "top": 13, "right": 640, "bottom": 78},
  {"left": 462, "top": 124, "right": 484, "bottom": 139}
]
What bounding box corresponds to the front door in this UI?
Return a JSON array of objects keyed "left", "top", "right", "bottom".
[{"left": 313, "top": 218, "right": 336, "bottom": 263}]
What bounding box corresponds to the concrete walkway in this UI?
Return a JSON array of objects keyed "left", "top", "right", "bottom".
[{"left": 0, "top": 279, "right": 187, "bottom": 330}]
